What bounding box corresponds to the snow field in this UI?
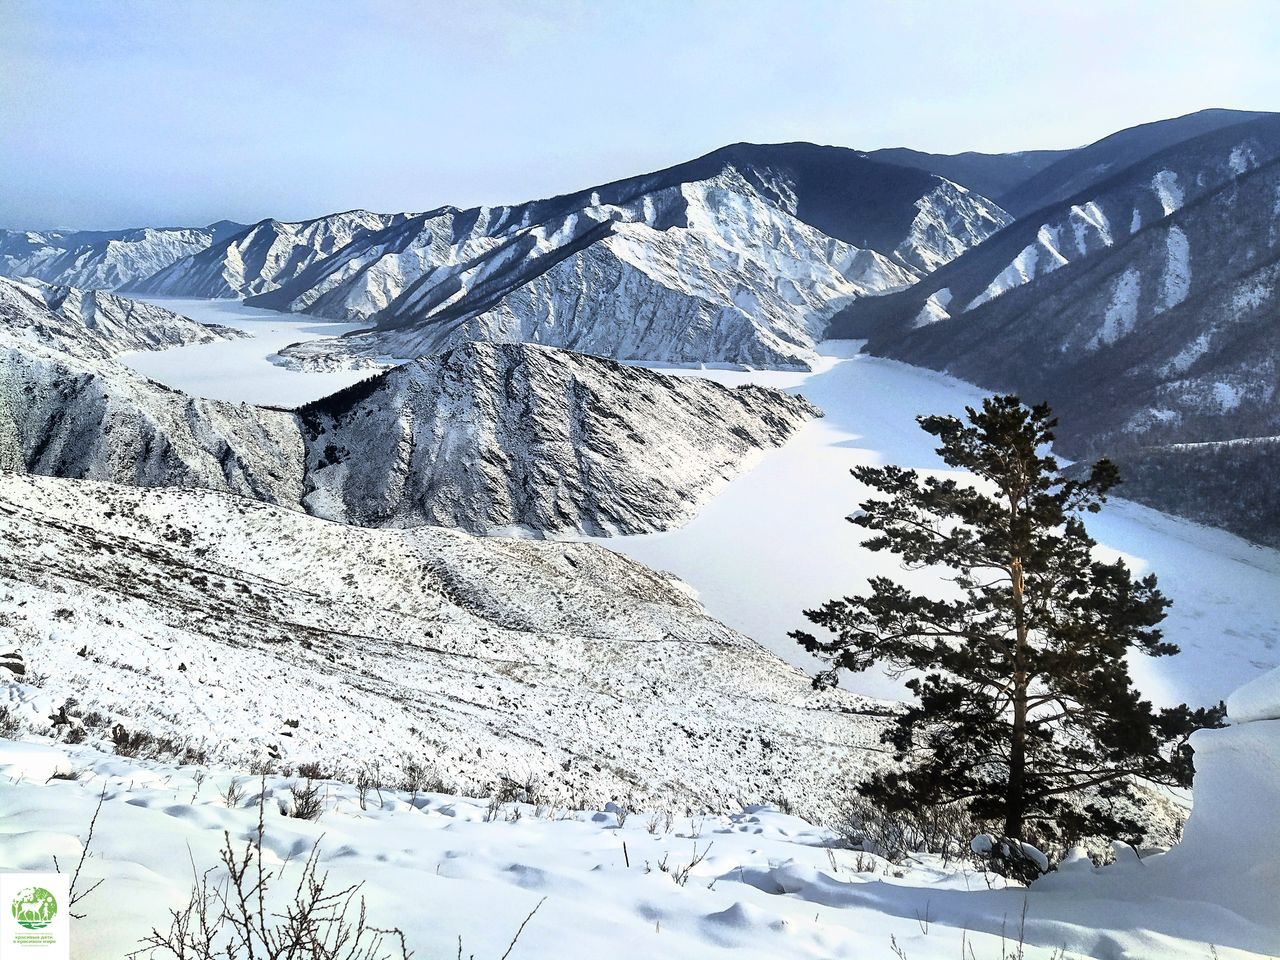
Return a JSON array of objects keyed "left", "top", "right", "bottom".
[
  {"left": 1, "top": 737, "right": 1274, "bottom": 960},
  {"left": 119, "top": 298, "right": 373, "bottom": 406}
]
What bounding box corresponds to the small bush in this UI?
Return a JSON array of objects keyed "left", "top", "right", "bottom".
[
  {"left": 400, "top": 758, "right": 452, "bottom": 796},
  {"left": 220, "top": 778, "right": 246, "bottom": 808},
  {"left": 111, "top": 723, "right": 155, "bottom": 758},
  {"left": 287, "top": 779, "right": 324, "bottom": 821},
  {"left": 133, "top": 794, "right": 409, "bottom": 959},
  {"left": 0, "top": 706, "right": 23, "bottom": 738},
  {"left": 834, "top": 796, "right": 977, "bottom": 865},
  {"left": 295, "top": 760, "right": 331, "bottom": 781}
]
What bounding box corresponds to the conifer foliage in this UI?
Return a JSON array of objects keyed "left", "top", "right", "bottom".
[{"left": 793, "top": 396, "right": 1224, "bottom": 880}]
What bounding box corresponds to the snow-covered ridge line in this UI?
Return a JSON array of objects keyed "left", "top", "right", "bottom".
[
  {"left": 297, "top": 340, "right": 820, "bottom": 535},
  {"left": 0, "top": 221, "right": 245, "bottom": 290},
  {"left": 265, "top": 165, "right": 1006, "bottom": 371}
]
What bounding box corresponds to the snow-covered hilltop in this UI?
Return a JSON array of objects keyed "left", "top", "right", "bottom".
[
  {"left": 0, "top": 472, "right": 886, "bottom": 811},
  {"left": 0, "top": 221, "right": 245, "bottom": 290},
  {"left": 0, "top": 276, "right": 244, "bottom": 358},
  {"left": 0, "top": 287, "right": 821, "bottom": 536},
  {"left": 298, "top": 340, "right": 818, "bottom": 534},
  {"left": 125, "top": 210, "right": 411, "bottom": 300}
]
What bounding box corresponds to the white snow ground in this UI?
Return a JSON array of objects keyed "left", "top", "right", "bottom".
[
  {"left": 1, "top": 734, "right": 1275, "bottom": 960},
  {"left": 118, "top": 298, "right": 372, "bottom": 407}
]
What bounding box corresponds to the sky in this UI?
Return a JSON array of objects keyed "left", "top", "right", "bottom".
[{"left": 1, "top": 0, "right": 1277, "bottom": 230}]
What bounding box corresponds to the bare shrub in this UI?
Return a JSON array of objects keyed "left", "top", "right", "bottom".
[
  {"left": 647, "top": 842, "right": 713, "bottom": 887},
  {"left": 288, "top": 779, "right": 324, "bottom": 821},
  {"left": 0, "top": 705, "right": 23, "bottom": 738},
  {"left": 399, "top": 759, "right": 452, "bottom": 800},
  {"left": 646, "top": 808, "right": 673, "bottom": 835},
  {"left": 52, "top": 787, "right": 106, "bottom": 919},
  {"left": 111, "top": 723, "right": 155, "bottom": 758},
  {"left": 296, "top": 761, "right": 332, "bottom": 781},
  {"left": 835, "top": 796, "right": 977, "bottom": 866},
  {"left": 220, "top": 778, "right": 246, "bottom": 809},
  {"left": 131, "top": 794, "right": 410, "bottom": 960},
  {"left": 354, "top": 764, "right": 386, "bottom": 811}
]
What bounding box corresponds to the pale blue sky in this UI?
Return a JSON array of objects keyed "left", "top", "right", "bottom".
[{"left": 2, "top": 0, "right": 1276, "bottom": 229}]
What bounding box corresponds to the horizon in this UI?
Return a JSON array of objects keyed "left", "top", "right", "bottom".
[
  {"left": 1, "top": 107, "right": 1271, "bottom": 234},
  {"left": 3, "top": 0, "right": 1278, "bottom": 230}
]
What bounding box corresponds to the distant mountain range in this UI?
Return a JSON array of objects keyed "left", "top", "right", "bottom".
[{"left": 3, "top": 107, "right": 1276, "bottom": 543}]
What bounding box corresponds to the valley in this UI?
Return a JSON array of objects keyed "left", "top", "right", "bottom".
[{"left": 97, "top": 304, "right": 1280, "bottom": 706}]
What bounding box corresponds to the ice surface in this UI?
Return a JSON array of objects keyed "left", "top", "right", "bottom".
[{"left": 119, "top": 297, "right": 373, "bottom": 407}]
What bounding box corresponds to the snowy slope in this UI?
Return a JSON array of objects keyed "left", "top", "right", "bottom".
[
  {"left": 0, "top": 222, "right": 243, "bottom": 290},
  {"left": 833, "top": 115, "right": 1280, "bottom": 544},
  {"left": 997, "top": 108, "right": 1272, "bottom": 216},
  {"left": 125, "top": 210, "right": 410, "bottom": 299},
  {"left": 0, "top": 472, "right": 886, "bottom": 814},
  {"left": 299, "top": 341, "right": 819, "bottom": 535},
  {"left": 267, "top": 172, "right": 931, "bottom": 371},
  {"left": 835, "top": 114, "right": 1280, "bottom": 340},
  {"left": 0, "top": 339, "right": 305, "bottom": 504},
  {"left": 0, "top": 276, "right": 244, "bottom": 359}
]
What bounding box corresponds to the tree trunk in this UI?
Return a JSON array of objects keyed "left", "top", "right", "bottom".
[{"left": 1006, "top": 540, "right": 1029, "bottom": 842}]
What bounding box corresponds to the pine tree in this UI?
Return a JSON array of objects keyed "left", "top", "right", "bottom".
[{"left": 792, "top": 396, "right": 1224, "bottom": 879}]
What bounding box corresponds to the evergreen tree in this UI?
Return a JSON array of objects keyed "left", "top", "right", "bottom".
[{"left": 792, "top": 396, "right": 1224, "bottom": 879}]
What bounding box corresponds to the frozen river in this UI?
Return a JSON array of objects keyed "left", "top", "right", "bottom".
[
  {"left": 114, "top": 303, "right": 1280, "bottom": 706},
  {"left": 121, "top": 297, "right": 375, "bottom": 407}
]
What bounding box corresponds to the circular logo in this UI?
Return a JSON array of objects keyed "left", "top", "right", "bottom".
[{"left": 11, "top": 887, "right": 57, "bottom": 930}]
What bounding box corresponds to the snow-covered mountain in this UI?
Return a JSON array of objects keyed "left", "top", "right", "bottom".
[
  {"left": 121, "top": 144, "right": 1006, "bottom": 370},
  {"left": 298, "top": 341, "right": 818, "bottom": 535},
  {"left": 836, "top": 114, "right": 1280, "bottom": 544},
  {"left": 0, "top": 472, "right": 886, "bottom": 811},
  {"left": 834, "top": 114, "right": 1280, "bottom": 341},
  {"left": 0, "top": 289, "right": 820, "bottom": 536},
  {"left": 123, "top": 210, "right": 416, "bottom": 299},
  {"left": 0, "top": 221, "right": 244, "bottom": 290},
  {"left": 0, "top": 337, "right": 306, "bottom": 503},
  {"left": 0, "top": 276, "right": 244, "bottom": 358}
]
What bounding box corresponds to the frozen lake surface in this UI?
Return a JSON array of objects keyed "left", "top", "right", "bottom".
[
  {"left": 120, "top": 297, "right": 375, "bottom": 407},
  {"left": 111, "top": 315, "right": 1280, "bottom": 707}
]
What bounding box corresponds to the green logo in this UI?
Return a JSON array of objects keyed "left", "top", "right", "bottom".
[{"left": 11, "top": 887, "right": 57, "bottom": 930}]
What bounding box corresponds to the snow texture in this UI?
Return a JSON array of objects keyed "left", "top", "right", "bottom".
[
  {"left": 0, "top": 277, "right": 243, "bottom": 359},
  {"left": 2, "top": 290, "right": 820, "bottom": 537},
  {"left": 0, "top": 472, "right": 886, "bottom": 813}
]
